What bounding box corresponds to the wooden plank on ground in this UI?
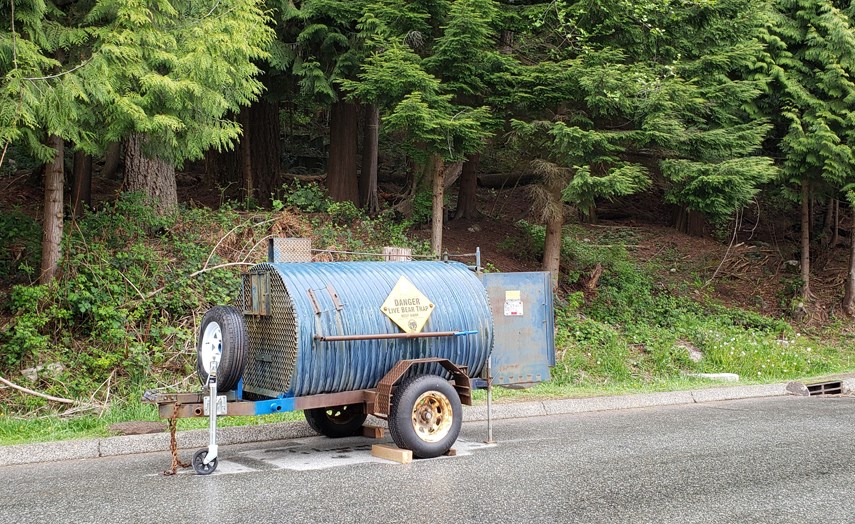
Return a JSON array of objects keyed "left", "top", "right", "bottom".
[
  {"left": 371, "top": 444, "right": 413, "bottom": 464},
  {"left": 362, "top": 426, "right": 385, "bottom": 439}
]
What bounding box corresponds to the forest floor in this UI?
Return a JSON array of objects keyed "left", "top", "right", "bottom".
[
  {"left": 2, "top": 169, "right": 853, "bottom": 330},
  {"left": 439, "top": 183, "right": 852, "bottom": 331}
]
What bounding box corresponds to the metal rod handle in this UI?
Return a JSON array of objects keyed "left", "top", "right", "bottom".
[{"left": 314, "top": 330, "right": 477, "bottom": 342}]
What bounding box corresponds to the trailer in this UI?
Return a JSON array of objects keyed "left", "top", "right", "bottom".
[{"left": 149, "top": 239, "right": 555, "bottom": 474}]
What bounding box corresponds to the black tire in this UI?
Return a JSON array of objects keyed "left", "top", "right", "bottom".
[
  {"left": 389, "top": 375, "right": 462, "bottom": 458},
  {"left": 196, "top": 306, "right": 247, "bottom": 392},
  {"left": 192, "top": 449, "right": 218, "bottom": 475},
  {"left": 304, "top": 404, "right": 368, "bottom": 438}
]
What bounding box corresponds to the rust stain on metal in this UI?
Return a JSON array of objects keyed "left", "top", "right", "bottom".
[
  {"left": 326, "top": 284, "right": 343, "bottom": 311},
  {"left": 307, "top": 288, "right": 321, "bottom": 315},
  {"left": 375, "top": 358, "right": 472, "bottom": 417}
]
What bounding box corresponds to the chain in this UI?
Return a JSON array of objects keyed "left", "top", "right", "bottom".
[{"left": 162, "top": 403, "right": 190, "bottom": 476}]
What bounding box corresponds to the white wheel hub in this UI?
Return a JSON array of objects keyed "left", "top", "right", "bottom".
[{"left": 200, "top": 321, "right": 223, "bottom": 374}]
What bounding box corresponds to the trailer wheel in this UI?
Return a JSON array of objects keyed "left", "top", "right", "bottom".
[
  {"left": 196, "top": 306, "right": 247, "bottom": 392},
  {"left": 304, "top": 404, "right": 368, "bottom": 438},
  {"left": 389, "top": 375, "right": 462, "bottom": 458},
  {"left": 192, "top": 449, "right": 218, "bottom": 475}
]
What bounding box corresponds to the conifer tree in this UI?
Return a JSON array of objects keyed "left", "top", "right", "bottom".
[
  {"left": 1, "top": 0, "right": 93, "bottom": 283},
  {"left": 656, "top": 0, "right": 776, "bottom": 236},
  {"left": 343, "top": 20, "right": 491, "bottom": 254},
  {"left": 82, "top": 0, "right": 272, "bottom": 213},
  {"left": 758, "top": 0, "right": 855, "bottom": 307},
  {"left": 421, "top": 0, "right": 500, "bottom": 220},
  {"left": 279, "top": 0, "right": 369, "bottom": 204},
  {"left": 2, "top": 0, "right": 271, "bottom": 282},
  {"left": 502, "top": 0, "right": 774, "bottom": 285}
]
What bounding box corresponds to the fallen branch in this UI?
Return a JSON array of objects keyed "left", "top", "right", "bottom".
[
  {"left": 242, "top": 234, "right": 274, "bottom": 263},
  {"left": 203, "top": 217, "right": 278, "bottom": 270},
  {"left": 1, "top": 375, "right": 78, "bottom": 405},
  {"left": 704, "top": 209, "right": 742, "bottom": 288},
  {"left": 204, "top": 223, "right": 245, "bottom": 270},
  {"left": 145, "top": 262, "right": 254, "bottom": 299},
  {"left": 118, "top": 269, "right": 145, "bottom": 301},
  {"left": 58, "top": 404, "right": 100, "bottom": 418}
]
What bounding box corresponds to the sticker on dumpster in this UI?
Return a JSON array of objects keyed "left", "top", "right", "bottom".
[
  {"left": 504, "top": 290, "right": 523, "bottom": 316},
  {"left": 381, "top": 276, "right": 435, "bottom": 333}
]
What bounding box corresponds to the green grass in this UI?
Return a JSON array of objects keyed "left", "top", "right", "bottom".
[
  {"left": 3, "top": 210, "right": 854, "bottom": 447},
  {"left": 0, "top": 393, "right": 304, "bottom": 446}
]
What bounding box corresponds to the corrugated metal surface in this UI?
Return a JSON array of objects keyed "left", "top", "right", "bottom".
[{"left": 241, "top": 261, "right": 493, "bottom": 398}]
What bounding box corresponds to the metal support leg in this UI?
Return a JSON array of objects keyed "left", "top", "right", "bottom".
[
  {"left": 205, "top": 361, "right": 219, "bottom": 464},
  {"left": 485, "top": 356, "right": 494, "bottom": 444},
  {"left": 191, "top": 361, "right": 221, "bottom": 475}
]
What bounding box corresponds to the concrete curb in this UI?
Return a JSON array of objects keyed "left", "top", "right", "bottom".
[{"left": 0, "top": 382, "right": 791, "bottom": 468}]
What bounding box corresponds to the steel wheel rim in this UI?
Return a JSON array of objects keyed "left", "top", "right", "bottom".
[
  {"left": 200, "top": 321, "right": 223, "bottom": 374},
  {"left": 326, "top": 405, "right": 358, "bottom": 425},
  {"left": 411, "top": 390, "right": 453, "bottom": 443}
]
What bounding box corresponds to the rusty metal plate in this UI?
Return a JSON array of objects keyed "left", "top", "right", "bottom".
[{"left": 480, "top": 272, "right": 554, "bottom": 385}]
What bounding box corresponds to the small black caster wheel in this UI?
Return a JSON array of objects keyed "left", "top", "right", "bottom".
[{"left": 192, "top": 449, "right": 218, "bottom": 475}]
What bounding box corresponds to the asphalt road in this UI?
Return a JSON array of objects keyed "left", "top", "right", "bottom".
[{"left": 2, "top": 395, "right": 854, "bottom": 523}]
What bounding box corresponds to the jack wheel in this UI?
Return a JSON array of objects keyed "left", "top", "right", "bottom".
[{"left": 192, "top": 449, "right": 218, "bottom": 475}]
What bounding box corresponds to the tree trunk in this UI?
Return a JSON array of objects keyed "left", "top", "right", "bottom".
[
  {"left": 831, "top": 198, "right": 840, "bottom": 247},
  {"left": 431, "top": 154, "right": 444, "bottom": 256},
  {"left": 101, "top": 142, "right": 121, "bottom": 179},
  {"left": 454, "top": 153, "right": 481, "bottom": 220},
  {"left": 800, "top": 181, "right": 811, "bottom": 301},
  {"left": 250, "top": 99, "right": 282, "bottom": 206},
  {"left": 124, "top": 132, "right": 177, "bottom": 214},
  {"left": 580, "top": 205, "right": 598, "bottom": 224},
  {"left": 40, "top": 136, "right": 64, "bottom": 284},
  {"left": 240, "top": 109, "right": 254, "bottom": 203},
  {"left": 205, "top": 100, "right": 281, "bottom": 206},
  {"left": 843, "top": 208, "right": 855, "bottom": 316},
  {"left": 327, "top": 100, "right": 359, "bottom": 204},
  {"left": 543, "top": 208, "right": 564, "bottom": 290},
  {"left": 675, "top": 207, "right": 705, "bottom": 236},
  {"left": 71, "top": 151, "right": 92, "bottom": 218},
  {"left": 359, "top": 104, "right": 380, "bottom": 214},
  {"left": 499, "top": 30, "right": 514, "bottom": 54}
]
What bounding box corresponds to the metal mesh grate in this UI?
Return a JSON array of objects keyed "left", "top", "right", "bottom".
[
  {"left": 241, "top": 265, "right": 298, "bottom": 398},
  {"left": 807, "top": 381, "right": 842, "bottom": 396},
  {"left": 268, "top": 238, "right": 312, "bottom": 263}
]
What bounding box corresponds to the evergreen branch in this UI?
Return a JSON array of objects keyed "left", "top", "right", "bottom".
[
  {"left": 204, "top": 0, "right": 222, "bottom": 18},
  {"left": 0, "top": 141, "right": 8, "bottom": 172},
  {"left": 10, "top": 0, "right": 18, "bottom": 70},
  {"left": 22, "top": 58, "right": 92, "bottom": 81}
]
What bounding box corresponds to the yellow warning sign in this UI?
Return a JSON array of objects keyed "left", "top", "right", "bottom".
[{"left": 381, "top": 276, "right": 435, "bottom": 333}]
